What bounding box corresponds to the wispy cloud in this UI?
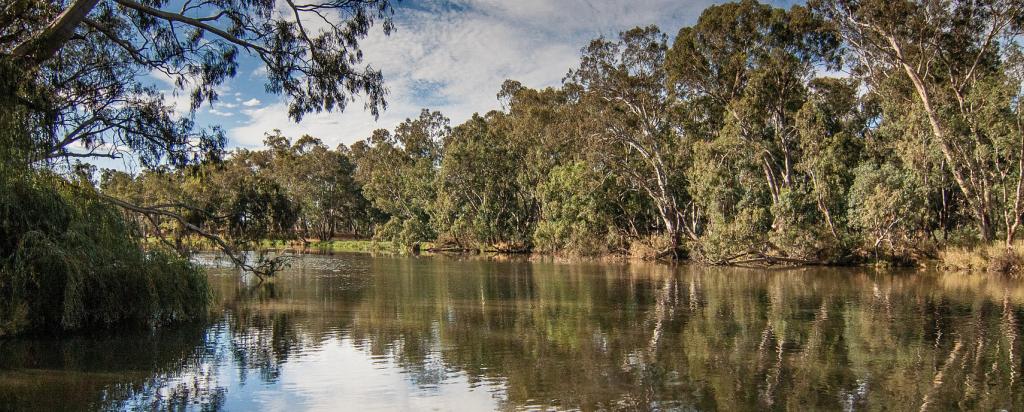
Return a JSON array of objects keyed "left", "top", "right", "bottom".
[{"left": 227, "top": 0, "right": 793, "bottom": 148}]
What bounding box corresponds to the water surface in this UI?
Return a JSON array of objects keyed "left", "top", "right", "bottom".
[{"left": 2, "top": 253, "right": 1024, "bottom": 411}]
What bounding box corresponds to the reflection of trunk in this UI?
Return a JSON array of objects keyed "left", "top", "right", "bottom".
[
  {"left": 1002, "top": 295, "right": 1019, "bottom": 387},
  {"left": 646, "top": 277, "right": 674, "bottom": 354},
  {"left": 918, "top": 339, "right": 963, "bottom": 412}
]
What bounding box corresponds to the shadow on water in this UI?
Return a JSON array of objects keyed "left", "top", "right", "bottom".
[{"left": 3, "top": 253, "right": 1024, "bottom": 410}]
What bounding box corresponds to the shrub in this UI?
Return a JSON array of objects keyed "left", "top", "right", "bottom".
[{"left": 0, "top": 169, "right": 210, "bottom": 336}]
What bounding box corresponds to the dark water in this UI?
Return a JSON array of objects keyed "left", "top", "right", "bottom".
[{"left": 3, "top": 253, "right": 1024, "bottom": 411}]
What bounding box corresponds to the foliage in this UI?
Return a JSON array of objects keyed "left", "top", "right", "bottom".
[
  {"left": 846, "top": 162, "right": 928, "bottom": 261},
  {"left": 0, "top": 168, "right": 209, "bottom": 336},
  {"left": 433, "top": 113, "right": 535, "bottom": 250},
  {"left": 1, "top": 0, "right": 394, "bottom": 167},
  {"left": 18, "top": 0, "right": 1024, "bottom": 270},
  {"left": 352, "top": 110, "right": 448, "bottom": 248},
  {"left": 533, "top": 162, "right": 615, "bottom": 256}
]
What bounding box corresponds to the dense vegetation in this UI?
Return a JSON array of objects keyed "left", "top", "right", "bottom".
[
  {"left": 0, "top": 69, "right": 208, "bottom": 336},
  {"left": 4, "top": 0, "right": 1024, "bottom": 333},
  {"left": 101, "top": 0, "right": 1024, "bottom": 269},
  {"left": 0, "top": 0, "right": 394, "bottom": 335}
]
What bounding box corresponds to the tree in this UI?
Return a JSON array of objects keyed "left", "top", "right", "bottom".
[
  {"left": 2, "top": 0, "right": 395, "bottom": 275},
  {"left": 261, "top": 133, "right": 366, "bottom": 241},
  {"left": 847, "top": 162, "right": 928, "bottom": 259},
  {"left": 665, "top": 0, "right": 844, "bottom": 262},
  {"left": 566, "top": 25, "right": 691, "bottom": 257},
  {"left": 3, "top": 0, "right": 393, "bottom": 165},
  {"left": 533, "top": 161, "right": 616, "bottom": 256},
  {"left": 433, "top": 112, "right": 535, "bottom": 251},
  {"left": 354, "top": 109, "right": 449, "bottom": 248},
  {"left": 813, "top": 0, "right": 1024, "bottom": 244}
]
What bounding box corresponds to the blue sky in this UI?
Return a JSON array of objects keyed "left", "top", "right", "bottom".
[{"left": 155, "top": 0, "right": 799, "bottom": 152}]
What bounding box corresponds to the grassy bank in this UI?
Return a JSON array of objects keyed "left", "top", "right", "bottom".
[
  {"left": 940, "top": 242, "right": 1024, "bottom": 277},
  {"left": 262, "top": 239, "right": 399, "bottom": 253}
]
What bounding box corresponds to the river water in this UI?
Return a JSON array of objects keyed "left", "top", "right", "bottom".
[{"left": 2, "top": 253, "right": 1024, "bottom": 411}]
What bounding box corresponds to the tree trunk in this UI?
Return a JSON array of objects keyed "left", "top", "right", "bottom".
[
  {"left": 11, "top": 0, "right": 101, "bottom": 68},
  {"left": 886, "top": 35, "right": 994, "bottom": 243}
]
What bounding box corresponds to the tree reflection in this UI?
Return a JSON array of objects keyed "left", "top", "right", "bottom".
[{"left": 4, "top": 255, "right": 1024, "bottom": 410}]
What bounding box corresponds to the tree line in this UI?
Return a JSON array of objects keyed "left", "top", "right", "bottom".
[{"left": 100, "top": 0, "right": 1024, "bottom": 265}]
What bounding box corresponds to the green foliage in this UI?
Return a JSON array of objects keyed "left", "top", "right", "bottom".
[
  {"left": 433, "top": 113, "right": 535, "bottom": 250},
  {"left": 30, "top": 0, "right": 1024, "bottom": 269},
  {"left": 0, "top": 169, "right": 209, "bottom": 336},
  {"left": 846, "top": 162, "right": 928, "bottom": 260},
  {"left": 353, "top": 110, "right": 448, "bottom": 248},
  {"left": 533, "top": 162, "right": 614, "bottom": 256},
  {"left": 2, "top": 0, "right": 394, "bottom": 167}
]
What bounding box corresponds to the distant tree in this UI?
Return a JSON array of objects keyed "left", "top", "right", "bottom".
[
  {"left": 354, "top": 109, "right": 448, "bottom": 248},
  {"left": 433, "top": 112, "right": 535, "bottom": 251},
  {"left": 262, "top": 132, "right": 366, "bottom": 240}
]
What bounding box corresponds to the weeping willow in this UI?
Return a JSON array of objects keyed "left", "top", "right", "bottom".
[{"left": 0, "top": 62, "right": 209, "bottom": 337}]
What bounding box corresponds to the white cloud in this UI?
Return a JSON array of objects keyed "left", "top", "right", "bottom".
[
  {"left": 242, "top": 98, "right": 262, "bottom": 107},
  {"left": 161, "top": 90, "right": 192, "bottom": 116},
  {"left": 227, "top": 0, "right": 783, "bottom": 148}
]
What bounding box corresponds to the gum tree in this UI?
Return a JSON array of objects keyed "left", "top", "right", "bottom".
[
  {"left": 813, "top": 0, "right": 1024, "bottom": 244},
  {"left": 2, "top": 0, "right": 395, "bottom": 275}
]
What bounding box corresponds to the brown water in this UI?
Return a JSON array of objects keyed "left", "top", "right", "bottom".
[{"left": 2, "top": 253, "right": 1024, "bottom": 411}]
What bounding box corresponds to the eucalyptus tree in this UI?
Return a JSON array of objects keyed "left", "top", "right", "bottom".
[
  {"left": 353, "top": 109, "right": 449, "bottom": 247},
  {"left": 262, "top": 133, "right": 365, "bottom": 241},
  {"left": 2, "top": 0, "right": 395, "bottom": 275},
  {"left": 665, "top": 0, "right": 846, "bottom": 262},
  {"left": 4, "top": 0, "right": 393, "bottom": 164},
  {"left": 566, "top": 25, "right": 691, "bottom": 257},
  {"left": 789, "top": 78, "right": 867, "bottom": 253},
  {"left": 813, "top": 0, "right": 1024, "bottom": 244},
  {"left": 533, "top": 161, "right": 619, "bottom": 256},
  {"left": 432, "top": 112, "right": 538, "bottom": 251}
]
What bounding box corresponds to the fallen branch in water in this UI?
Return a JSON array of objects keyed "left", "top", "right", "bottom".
[{"left": 708, "top": 246, "right": 826, "bottom": 266}]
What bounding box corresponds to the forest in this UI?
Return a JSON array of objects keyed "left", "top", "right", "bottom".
[
  {"left": 3, "top": 0, "right": 1024, "bottom": 335},
  {"left": 101, "top": 0, "right": 1024, "bottom": 267}
]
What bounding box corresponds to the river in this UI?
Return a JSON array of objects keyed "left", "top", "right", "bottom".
[{"left": 2, "top": 252, "right": 1023, "bottom": 411}]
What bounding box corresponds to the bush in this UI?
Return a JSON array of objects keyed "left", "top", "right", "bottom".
[
  {"left": 533, "top": 162, "right": 613, "bottom": 256},
  {"left": 847, "top": 162, "right": 929, "bottom": 262},
  {"left": 0, "top": 169, "right": 210, "bottom": 336}
]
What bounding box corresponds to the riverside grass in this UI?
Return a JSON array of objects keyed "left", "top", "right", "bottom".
[
  {"left": 940, "top": 241, "right": 1024, "bottom": 277},
  {"left": 0, "top": 169, "right": 210, "bottom": 337}
]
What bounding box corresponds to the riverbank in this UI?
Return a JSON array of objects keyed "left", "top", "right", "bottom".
[
  {"left": 939, "top": 241, "right": 1024, "bottom": 277},
  {"left": 172, "top": 235, "right": 1024, "bottom": 278}
]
